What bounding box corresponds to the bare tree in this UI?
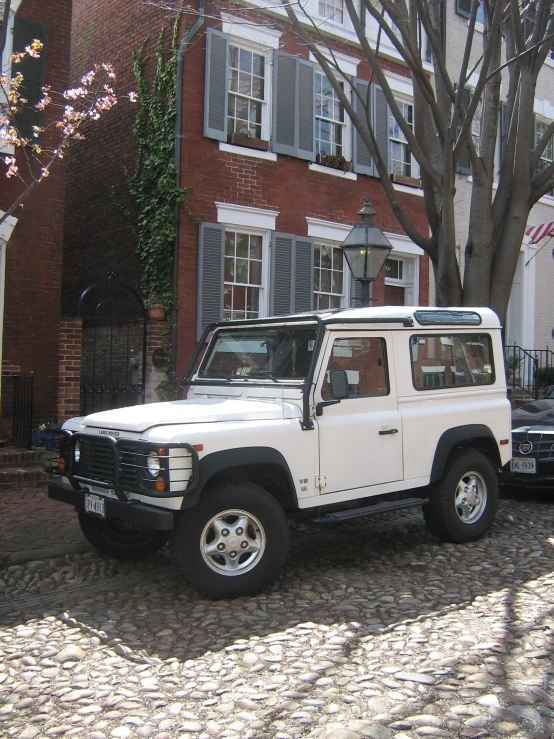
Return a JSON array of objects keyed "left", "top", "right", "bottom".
[{"left": 145, "top": 0, "right": 554, "bottom": 324}]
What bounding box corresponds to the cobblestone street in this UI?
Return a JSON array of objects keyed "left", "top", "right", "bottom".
[{"left": 2, "top": 492, "right": 554, "bottom": 739}]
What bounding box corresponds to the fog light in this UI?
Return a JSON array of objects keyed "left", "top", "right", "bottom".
[{"left": 74, "top": 440, "right": 80, "bottom": 463}]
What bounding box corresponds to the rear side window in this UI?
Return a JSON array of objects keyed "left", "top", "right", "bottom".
[{"left": 411, "top": 334, "right": 494, "bottom": 390}]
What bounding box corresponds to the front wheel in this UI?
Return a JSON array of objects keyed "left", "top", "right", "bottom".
[
  {"left": 423, "top": 450, "right": 498, "bottom": 543},
  {"left": 78, "top": 513, "right": 170, "bottom": 560},
  {"left": 170, "top": 483, "right": 289, "bottom": 599}
]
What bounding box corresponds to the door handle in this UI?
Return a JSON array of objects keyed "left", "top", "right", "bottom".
[{"left": 379, "top": 428, "right": 398, "bottom": 435}]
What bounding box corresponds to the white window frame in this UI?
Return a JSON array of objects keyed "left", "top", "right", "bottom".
[
  {"left": 222, "top": 228, "right": 269, "bottom": 321},
  {"left": 314, "top": 70, "right": 347, "bottom": 159},
  {"left": 306, "top": 217, "right": 352, "bottom": 308},
  {"left": 318, "top": 0, "right": 345, "bottom": 25},
  {"left": 383, "top": 232, "right": 424, "bottom": 306},
  {"left": 309, "top": 49, "right": 358, "bottom": 165},
  {"left": 216, "top": 202, "right": 278, "bottom": 320},
  {"left": 388, "top": 94, "right": 420, "bottom": 180},
  {"left": 221, "top": 14, "right": 281, "bottom": 145},
  {"left": 313, "top": 238, "right": 351, "bottom": 309}
]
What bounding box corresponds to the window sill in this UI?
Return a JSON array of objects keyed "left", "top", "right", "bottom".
[
  {"left": 538, "top": 193, "right": 554, "bottom": 207},
  {"left": 309, "top": 162, "right": 357, "bottom": 180},
  {"left": 392, "top": 173, "right": 420, "bottom": 188},
  {"left": 228, "top": 133, "right": 270, "bottom": 151},
  {"left": 219, "top": 142, "right": 277, "bottom": 162},
  {"left": 393, "top": 182, "right": 424, "bottom": 197}
]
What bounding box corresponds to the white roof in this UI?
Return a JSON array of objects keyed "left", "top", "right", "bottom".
[{"left": 287, "top": 306, "right": 502, "bottom": 330}]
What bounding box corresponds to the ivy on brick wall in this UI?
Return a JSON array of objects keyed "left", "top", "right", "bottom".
[{"left": 126, "top": 19, "right": 191, "bottom": 311}]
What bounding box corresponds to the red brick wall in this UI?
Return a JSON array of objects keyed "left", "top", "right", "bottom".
[
  {"left": 67, "top": 0, "right": 430, "bottom": 383},
  {"left": 58, "top": 317, "right": 82, "bottom": 421},
  {"left": 0, "top": 0, "right": 72, "bottom": 435},
  {"left": 175, "top": 10, "right": 430, "bottom": 369},
  {"left": 62, "top": 0, "right": 171, "bottom": 315}
]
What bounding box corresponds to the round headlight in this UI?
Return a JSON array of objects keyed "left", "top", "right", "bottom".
[
  {"left": 146, "top": 452, "right": 160, "bottom": 477},
  {"left": 74, "top": 440, "right": 80, "bottom": 463}
]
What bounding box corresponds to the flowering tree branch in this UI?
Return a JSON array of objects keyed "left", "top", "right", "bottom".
[{"left": 0, "top": 41, "right": 137, "bottom": 227}]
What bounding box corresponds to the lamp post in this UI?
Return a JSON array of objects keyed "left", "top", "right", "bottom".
[{"left": 341, "top": 198, "right": 393, "bottom": 308}]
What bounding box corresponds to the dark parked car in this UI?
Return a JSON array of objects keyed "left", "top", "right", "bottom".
[{"left": 504, "top": 386, "right": 554, "bottom": 486}]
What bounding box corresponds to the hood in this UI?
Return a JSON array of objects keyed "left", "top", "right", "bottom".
[
  {"left": 82, "top": 397, "right": 301, "bottom": 434},
  {"left": 512, "top": 399, "right": 554, "bottom": 430}
]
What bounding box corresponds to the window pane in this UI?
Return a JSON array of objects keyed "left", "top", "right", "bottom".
[
  {"left": 322, "top": 337, "right": 389, "bottom": 398},
  {"left": 411, "top": 334, "right": 494, "bottom": 390},
  {"left": 320, "top": 245, "right": 332, "bottom": 268},
  {"left": 250, "top": 235, "right": 262, "bottom": 260},
  {"left": 249, "top": 259, "right": 262, "bottom": 285},
  {"left": 225, "top": 232, "right": 235, "bottom": 255},
  {"left": 224, "top": 257, "right": 235, "bottom": 282},
  {"left": 235, "top": 259, "right": 248, "bottom": 283},
  {"left": 236, "top": 233, "right": 249, "bottom": 258}
]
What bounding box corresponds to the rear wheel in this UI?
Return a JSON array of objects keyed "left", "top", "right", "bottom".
[
  {"left": 170, "top": 483, "right": 289, "bottom": 599},
  {"left": 78, "top": 513, "right": 170, "bottom": 560},
  {"left": 423, "top": 450, "right": 498, "bottom": 543}
]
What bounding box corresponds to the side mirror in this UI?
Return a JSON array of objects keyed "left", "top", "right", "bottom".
[{"left": 329, "top": 369, "right": 349, "bottom": 399}]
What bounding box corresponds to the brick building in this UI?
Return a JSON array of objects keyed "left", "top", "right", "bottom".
[
  {"left": 0, "top": 0, "right": 72, "bottom": 439},
  {"left": 64, "top": 0, "right": 430, "bottom": 402}
]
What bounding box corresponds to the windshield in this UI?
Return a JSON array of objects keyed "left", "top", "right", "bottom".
[{"left": 200, "top": 326, "right": 318, "bottom": 380}]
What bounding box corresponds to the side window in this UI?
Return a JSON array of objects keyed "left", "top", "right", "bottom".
[
  {"left": 411, "top": 334, "right": 494, "bottom": 390},
  {"left": 322, "top": 337, "right": 389, "bottom": 398}
]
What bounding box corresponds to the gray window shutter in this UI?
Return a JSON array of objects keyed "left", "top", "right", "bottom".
[
  {"left": 297, "top": 60, "right": 316, "bottom": 161},
  {"left": 270, "top": 233, "right": 294, "bottom": 315},
  {"left": 273, "top": 52, "right": 316, "bottom": 161},
  {"left": 273, "top": 53, "right": 297, "bottom": 156},
  {"left": 197, "top": 222, "right": 225, "bottom": 339},
  {"left": 204, "top": 28, "right": 229, "bottom": 142},
  {"left": 456, "top": 0, "right": 471, "bottom": 18},
  {"left": 351, "top": 277, "right": 362, "bottom": 308},
  {"left": 373, "top": 85, "right": 389, "bottom": 177},
  {"left": 352, "top": 79, "right": 374, "bottom": 176},
  {"left": 294, "top": 237, "right": 314, "bottom": 312},
  {"left": 12, "top": 17, "right": 47, "bottom": 139},
  {"left": 456, "top": 87, "right": 472, "bottom": 175}
]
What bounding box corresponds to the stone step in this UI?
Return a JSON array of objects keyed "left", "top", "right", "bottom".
[
  {"left": 0, "top": 448, "right": 51, "bottom": 469},
  {"left": 0, "top": 466, "right": 56, "bottom": 491}
]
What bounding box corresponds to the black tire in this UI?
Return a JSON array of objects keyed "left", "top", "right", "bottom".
[
  {"left": 423, "top": 450, "right": 498, "bottom": 543},
  {"left": 78, "top": 513, "right": 170, "bottom": 560},
  {"left": 170, "top": 482, "right": 289, "bottom": 599}
]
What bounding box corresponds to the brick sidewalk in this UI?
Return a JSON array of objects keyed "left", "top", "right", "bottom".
[{"left": 0, "top": 486, "right": 89, "bottom": 563}]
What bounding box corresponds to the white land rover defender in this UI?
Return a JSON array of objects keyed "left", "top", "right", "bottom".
[{"left": 49, "top": 306, "right": 512, "bottom": 598}]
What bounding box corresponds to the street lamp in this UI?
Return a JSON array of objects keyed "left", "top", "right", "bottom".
[{"left": 341, "top": 197, "right": 393, "bottom": 308}]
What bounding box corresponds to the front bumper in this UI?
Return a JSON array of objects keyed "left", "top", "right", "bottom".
[{"left": 48, "top": 482, "right": 175, "bottom": 531}]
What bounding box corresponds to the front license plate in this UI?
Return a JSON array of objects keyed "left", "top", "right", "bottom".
[
  {"left": 84, "top": 493, "right": 106, "bottom": 518},
  {"left": 510, "top": 458, "right": 537, "bottom": 474}
]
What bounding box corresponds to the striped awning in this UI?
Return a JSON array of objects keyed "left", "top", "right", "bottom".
[{"left": 525, "top": 221, "right": 554, "bottom": 244}]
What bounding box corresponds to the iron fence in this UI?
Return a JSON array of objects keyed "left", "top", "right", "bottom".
[{"left": 12, "top": 375, "right": 33, "bottom": 449}]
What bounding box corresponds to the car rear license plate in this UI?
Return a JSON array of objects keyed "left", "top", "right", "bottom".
[
  {"left": 510, "top": 458, "right": 536, "bottom": 474},
  {"left": 84, "top": 493, "right": 106, "bottom": 518}
]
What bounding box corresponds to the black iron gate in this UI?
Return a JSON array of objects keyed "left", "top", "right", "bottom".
[
  {"left": 78, "top": 275, "right": 146, "bottom": 415},
  {"left": 13, "top": 375, "right": 33, "bottom": 449}
]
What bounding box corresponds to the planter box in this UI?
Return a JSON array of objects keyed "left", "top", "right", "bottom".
[
  {"left": 392, "top": 172, "right": 421, "bottom": 188},
  {"left": 316, "top": 153, "right": 352, "bottom": 172},
  {"left": 228, "top": 134, "right": 270, "bottom": 151}
]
